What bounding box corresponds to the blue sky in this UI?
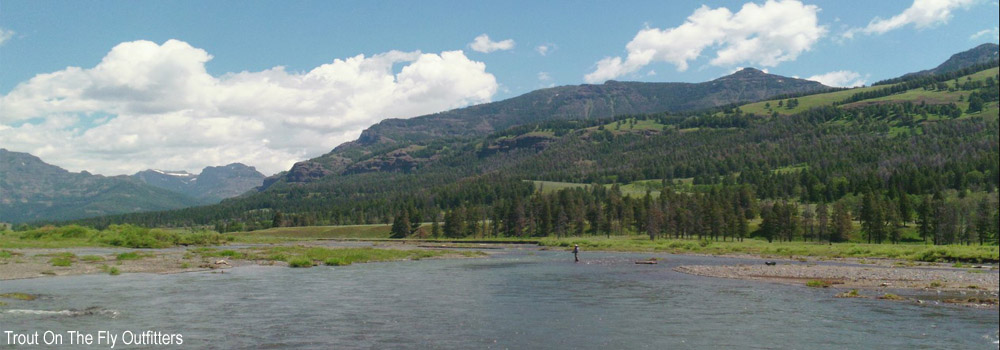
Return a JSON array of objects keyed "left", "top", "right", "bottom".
[{"left": 1, "top": 0, "right": 998, "bottom": 175}]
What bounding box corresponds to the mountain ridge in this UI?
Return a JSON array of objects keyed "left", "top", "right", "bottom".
[
  {"left": 1, "top": 149, "right": 203, "bottom": 223},
  {"left": 903, "top": 43, "right": 999, "bottom": 78},
  {"left": 1, "top": 149, "right": 266, "bottom": 223},
  {"left": 133, "top": 163, "right": 265, "bottom": 203},
  {"left": 265, "top": 67, "right": 832, "bottom": 187}
]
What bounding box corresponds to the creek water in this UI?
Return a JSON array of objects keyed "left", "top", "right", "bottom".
[{"left": 2, "top": 249, "right": 997, "bottom": 349}]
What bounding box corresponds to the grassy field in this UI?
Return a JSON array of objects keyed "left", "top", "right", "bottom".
[
  {"left": 531, "top": 180, "right": 589, "bottom": 194},
  {"left": 587, "top": 118, "right": 668, "bottom": 133},
  {"left": 0, "top": 224, "right": 231, "bottom": 249},
  {"left": 539, "top": 236, "right": 999, "bottom": 263},
  {"left": 736, "top": 67, "right": 999, "bottom": 117},
  {"left": 532, "top": 178, "right": 702, "bottom": 197},
  {"left": 234, "top": 224, "right": 394, "bottom": 240}
]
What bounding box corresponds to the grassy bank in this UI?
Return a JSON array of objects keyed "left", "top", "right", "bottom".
[
  {"left": 539, "top": 236, "right": 999, "bottom": 263},
  {"left": 234, "top": 224, "right": 393, "bottom": 240},
  {"left": 193, "top": 246, "right": 482, "bottom": 267},
  {"left": 1, "top": 224, "right": 231, "bottom": 249}
]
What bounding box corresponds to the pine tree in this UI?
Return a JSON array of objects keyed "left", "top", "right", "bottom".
[
  {"left": 390, "top": 212, "right": 410, "bottom": 238},
  {"left": 431, "top": 212, "right": 441, "bottom": 238},
  {"left": 409, "top": 208, "right": 422, "bottom": 235},
  {"left": 917, "top": 195, "right": 933, "bottom": 243},
  {"left": 443, "top": 209, "right": 462, "bottom": 238},
  {"left": 830, "top": 201, "right": 851, "bottom": 243},
  {"left": 816, "top": 202, "right": 829, "bottom": 243},
  {"left": 271, "top": 211, "right": 284, "bottom": 228}
]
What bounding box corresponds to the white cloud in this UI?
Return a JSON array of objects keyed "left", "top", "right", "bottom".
[
  {"left": 969, "top": 27, "right": 1000, "bottom": 41},
  {"left": 584, "top": 0, "right": 825, "bottom": 83},
  {"left": 535, "top": 43, "right": 555, "bottom": 56},
  {"left": 0, "top": 39, "right": 498, "bottom": 175},
  {"left": 469, "top": 34, "right": 515, "bottom": 53},
  {"left": 806, "top": 70, "right": 867, "bottom": 87},
  {"left": 844, "top": 0, "right": 977, "bottom": 39},
  {"left": 0, "top": 28, "right": 14, "bottom": 46},
  {"left": 537, "top": 72, "right": 551, "bottom": 81}
]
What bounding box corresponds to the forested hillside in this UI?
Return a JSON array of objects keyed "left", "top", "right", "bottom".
[
  {"left": 262, "top": 68, "right": 830, "bottom": 186},
  {"left": 68, "top": 61, "right": 1000, "bottom": 245}
]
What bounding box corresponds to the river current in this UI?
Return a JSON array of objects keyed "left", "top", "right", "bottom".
[{"left": 2, "top": 249, "right": 997, "bottom": 349}]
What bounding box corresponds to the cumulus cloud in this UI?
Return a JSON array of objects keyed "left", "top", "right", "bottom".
[
  {"left": 537, "top": 72, "right": 551, "bottom": 81},
  {"left": 844, "top": 0, "right": 977, "bottom": 39},
  {"left": 0, "top": 28, "right": 14, "bottom": 46},
  {"left": 535, "top": 43, "right": 555, "bottom": 56},
  {"left": 584, "top": 0, "right": 825, "bottom": 83},
  {"left": 469, "top": 34, "right": 515, "bottom": 53},
  {"left": 0, "top": 39, "right": 498, "bottom": 175},
  {"left": 806, "top": 70, "right": 867, "bottom": 87}
]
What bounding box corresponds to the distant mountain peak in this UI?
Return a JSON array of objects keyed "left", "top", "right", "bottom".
[
  {"left": 133, "top": 163, "right": 265, "bottom": 202},
  {"left": 714, "top": 67, "right": 786, "bottom": 82},
  {"left": 903, "top": 43, "right": 999, "bottom": 78},
  {"left": 1, "top": 149, "right": 202, "bottom": 223},
  {"left": 733, "top": 67, "right": 765, "bottom": 75}
]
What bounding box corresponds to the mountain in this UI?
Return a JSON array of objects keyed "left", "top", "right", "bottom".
[
  {"left": 269, "top": 68, "right": 831, "bottom": 186},
  {"left": 133, "top": 163, "right": 264, "bottom": 203},
  {"left": 904, "top": 43, "right": 999, "bottom": 77},
  {"left": 73, "top": 62, "right": 998, "bottom": 231},
  {"left": 0, "top": 149, "right": 204, "bottom": 223},
  {"left": 62, "top": 45, "right": 999, "bottom": 231},
  {"left": 350, "top": 68, "right": 826, "bottom": 146},
  {"left": 132, "top": 169, "right": 197, "bottom": 195}
]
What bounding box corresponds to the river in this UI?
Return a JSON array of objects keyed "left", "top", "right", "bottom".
[{"left": 2, "top": 249, "right": 997, "bottom": 349}]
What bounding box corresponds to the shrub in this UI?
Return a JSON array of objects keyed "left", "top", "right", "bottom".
[
  {"left": 19, "top": 225, "right": 93, "bottom": 240},
  {"left": 96, "top": 225, "right": 177, "bottom": 248},
  {"left": 50, "top": 256, "right": 73, "bottom": 267},
  {"left": 116, "top": 252, "right": 149, "bottom": 261},
  {"left": 805, "top": 280, "right": 833, "bottom": 288},
  {"left": 324, "top": 258, "right": 349, "bottom": 266},
  {"left": 287, "top": 257, "right": 314, "bottom": 268},
  {"left": 835, "top": 289, "right": 861, "bottom": 298},
  {"left": 879, "top": 293, "right": 904, "bottom": 300},
  {"left": 0, "top": 292, "right": 38, "bottom": 301},
  {"left": 47, "top": 252, "right": 76, "bottom": 267}
]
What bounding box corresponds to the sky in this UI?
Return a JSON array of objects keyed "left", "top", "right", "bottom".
[{"left": 1, "top": 0, "right": 998, "bottom": 176}]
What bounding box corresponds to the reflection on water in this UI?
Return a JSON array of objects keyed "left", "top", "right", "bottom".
[{"left": 2, "top": 250, "right": 997, "bottom": 349}]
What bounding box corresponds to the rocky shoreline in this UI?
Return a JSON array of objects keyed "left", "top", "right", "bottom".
[
  {"left": 0, "top": 241, "right": 486, "bottom": 281},
  {"left": 675, "top": 262, "right": 999, "bottom": 307}
]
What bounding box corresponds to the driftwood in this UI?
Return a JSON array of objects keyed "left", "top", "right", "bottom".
[{"left": 635, "top": 258, "right": 659, "bottom": 265}]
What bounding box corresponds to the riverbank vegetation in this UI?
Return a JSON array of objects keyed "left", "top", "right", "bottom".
[
  {"left": 538, "top": 236, "right": 997, "bottom": 262},
  {"left": 0, "top": 224, "right": 231, "bottom": 248},
  {"left": 193, "top": 246, "right": 473, "bottom": 267}
]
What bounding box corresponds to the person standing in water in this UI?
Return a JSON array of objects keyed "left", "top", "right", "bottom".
[{"left": 572, "top": 244, "right": 580, "bottom": 262}]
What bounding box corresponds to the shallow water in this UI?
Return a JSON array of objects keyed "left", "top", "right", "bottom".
[{"left": 2, "top": 250, "right": 997, "bottom": 349}]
